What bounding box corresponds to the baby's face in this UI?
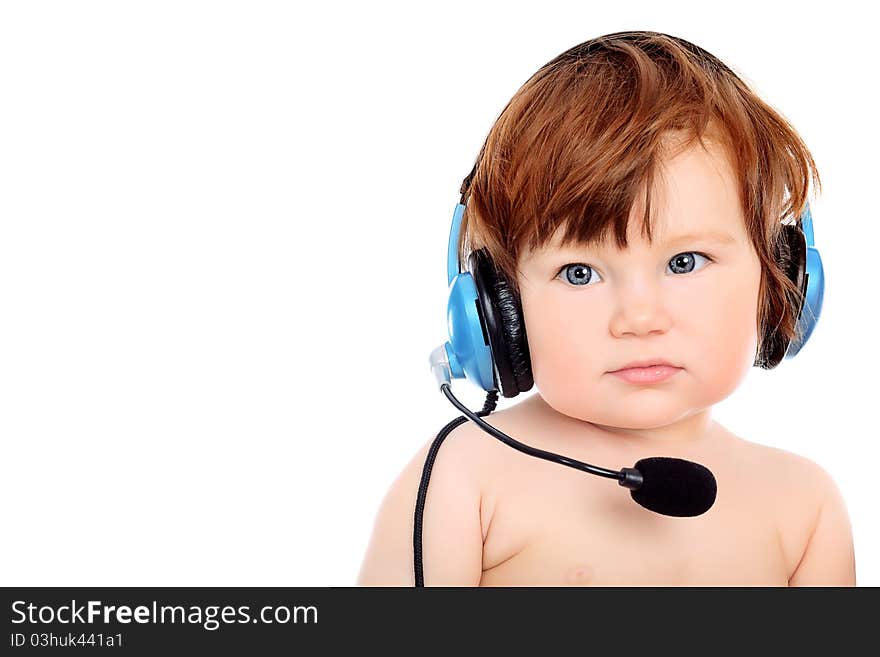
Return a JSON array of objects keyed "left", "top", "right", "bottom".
[{"left": 515, "top": 138, "right": 761, "bottom": 431}]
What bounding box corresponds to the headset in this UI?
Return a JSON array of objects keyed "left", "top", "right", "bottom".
[
  {"left": 435, "top": 193, "right": 824, "bottom": 399},
  {"left": 416, "top": 31, "right": 826, "bottom": 587}
]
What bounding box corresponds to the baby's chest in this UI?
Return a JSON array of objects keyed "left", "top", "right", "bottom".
[{"left": 479, "top": 472, "right": 790, "bottom": 586}]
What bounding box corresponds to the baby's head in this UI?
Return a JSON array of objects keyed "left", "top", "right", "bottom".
[{"left": 458, "top": 31, "right": 820, "bottom": 431}]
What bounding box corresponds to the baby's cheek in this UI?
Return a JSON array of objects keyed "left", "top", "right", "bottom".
[
  {"left": 526, "top": 316, "right": 757, "bottom": 430},
  {"left": 526, "top": 311, "right": 602, "bottom": 384},
  {"left": 693, "top": 285, "right": 760, "bottom": 398},
  {"left": 527, "top": 327, "right": 613, "bottom": 421}
]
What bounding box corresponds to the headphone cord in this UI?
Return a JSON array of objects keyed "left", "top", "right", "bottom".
[{"left": 413, "top": 388, "right": 499, "bottom": 587}]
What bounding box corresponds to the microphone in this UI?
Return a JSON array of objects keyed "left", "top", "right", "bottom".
[
  {"left": 624, "top": 457, "right": 716, "bottom": 517},
  {"left": 435, "top": 380, "right": 717, "bottom": 518}
]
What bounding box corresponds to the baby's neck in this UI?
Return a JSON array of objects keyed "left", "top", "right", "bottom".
[{"left": 523, "top": 393, "right": 718, "bottom": 454}]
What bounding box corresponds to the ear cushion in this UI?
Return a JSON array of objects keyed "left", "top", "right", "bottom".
[
  {"left": 493, "top": 270, "right": 534, "bottom": 394},
  {"left": 755, "top": 224, "right": 807, "bottom": 369},
  {"left": 468, "top": 249, "right": 534, "bottom": 397}
]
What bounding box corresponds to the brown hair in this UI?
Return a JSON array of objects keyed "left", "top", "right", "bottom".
[{"left": 459, "top": 30, "right": 821, "bottom": 356}]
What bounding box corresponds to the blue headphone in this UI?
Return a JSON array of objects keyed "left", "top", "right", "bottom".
[
  {"left": 437, "top": 190, "right": 825, "bottom": 398},
  {"left": 429, "top": 32, "right": 826, "bottom": 399}
]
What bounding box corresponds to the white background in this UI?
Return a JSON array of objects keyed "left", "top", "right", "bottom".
[{"left": 1, "top": 1, "right": 877, "bottom": 586}]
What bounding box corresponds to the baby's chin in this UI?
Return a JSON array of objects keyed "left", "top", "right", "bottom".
[
  {"left": 587, "top": 413, "right": 687, "bottom": 432},
  {"left": 541, "top": 391, "right": 698, "bottom": 431}
]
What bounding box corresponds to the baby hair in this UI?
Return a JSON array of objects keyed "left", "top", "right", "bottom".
[{"left": 458, "top": 30, "right": 821, "bottom": 359}]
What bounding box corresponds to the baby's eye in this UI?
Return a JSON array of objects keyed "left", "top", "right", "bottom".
[
  {"left": 556, "top": 253, "right": 713, "bottom": 287},
  {"left": 556, "top": 263, "right": 602, "bottom": 287},
  {"left": 667, "top": 252, "right": 712, "bottom": 275}
]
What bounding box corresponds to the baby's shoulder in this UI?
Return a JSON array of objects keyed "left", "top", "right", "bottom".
[
  {"left": 730, "top": 434, "right": 837, "bottom": 500},
  {"left": 731, "top": 434, "right": 854, "bottom": 584},
  {"left": 356, "top": 412, "right": 492, "bottom": 586},
  {"left": 724, "top": 432, "right": 841, "bottom": 569}
]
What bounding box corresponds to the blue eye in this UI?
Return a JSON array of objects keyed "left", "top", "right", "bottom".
[
  {"left": 667, "top": 252, "right": 712, "bottom": 274},
  {"left": 556, "top": 263, "right": 602, "bottom": 286},
  {"left": 556, "top": 252, "right": 713, "bottom": 287}
]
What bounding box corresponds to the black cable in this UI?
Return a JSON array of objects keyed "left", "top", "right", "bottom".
[
  {"left": 413, "top": 388, "right": 497, "bottom": 587},
  {"left": 413, "top": 384, "right": 627, "bottom": 586},
  {"left": 441, "top": 384, "right": 623, "bottom": 480}
]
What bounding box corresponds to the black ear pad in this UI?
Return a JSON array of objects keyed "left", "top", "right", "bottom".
[
  {"left": 755, "top": 224, "right": 807, "bottom": 370},
  {"left": 493, "top": 268, "right": 535, "bottom": 395},
  {"left": 468, "top": 249, "right": 534, "bottom": 397}
]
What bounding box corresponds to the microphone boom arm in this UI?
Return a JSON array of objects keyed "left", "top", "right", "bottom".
[{"left": 439, "top": 384, "right": 641, "bottom": 488}]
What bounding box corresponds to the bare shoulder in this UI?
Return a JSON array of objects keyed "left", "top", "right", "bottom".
[
  {"left": 730, "top": 435, "right": 855, "bottom": 585},
  {"left": 731, "top": 436, "right": 839, "bottom": 505},
  {"left": 356, "top": 416, "right": 491, "bottom": 587}
]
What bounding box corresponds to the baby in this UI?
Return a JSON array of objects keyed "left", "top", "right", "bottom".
[{"left": 357, "top": 31, "right": 855, "bottom": 586}]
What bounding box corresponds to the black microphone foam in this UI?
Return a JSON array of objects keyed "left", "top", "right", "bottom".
[{"left": 629, "top": 457, "right": 717, "bottom": 517}]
